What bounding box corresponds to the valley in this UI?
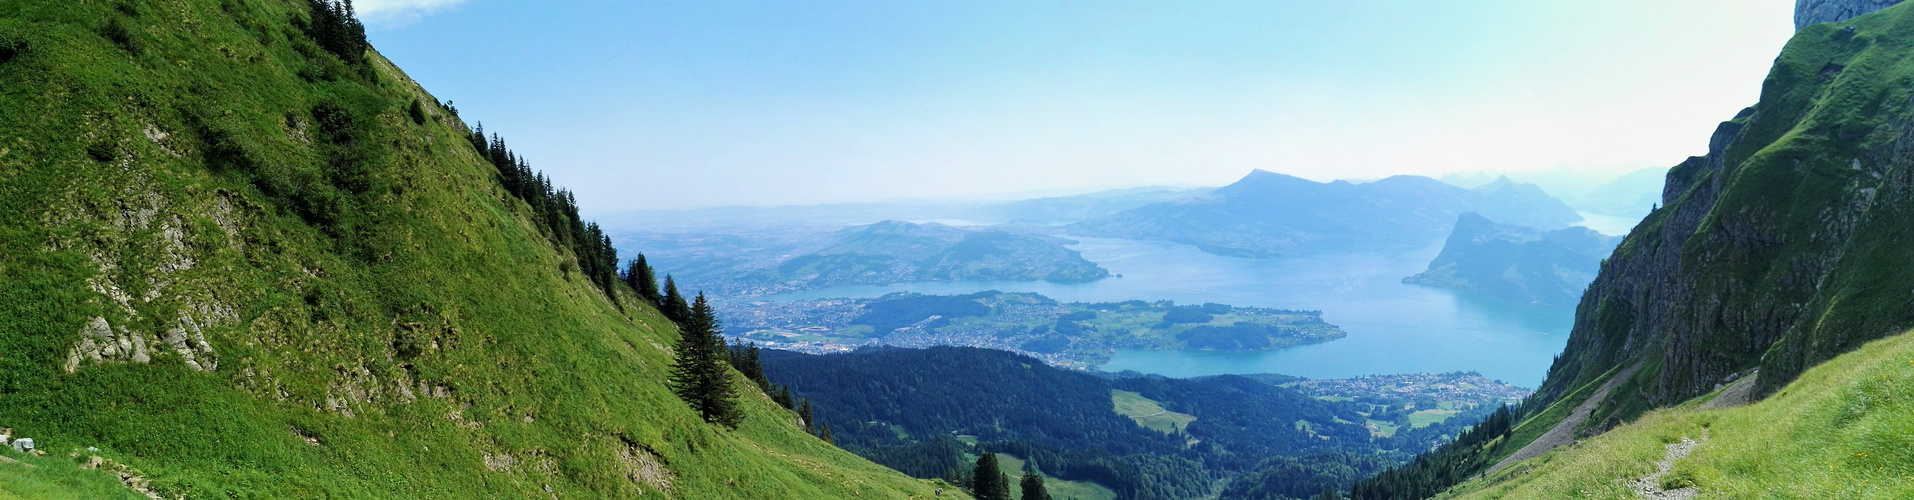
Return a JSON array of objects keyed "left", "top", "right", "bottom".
[{"left": 10, "top": 0, "right": 1908, "bottom": 498}]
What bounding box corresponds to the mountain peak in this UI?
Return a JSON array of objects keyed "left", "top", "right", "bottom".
[{"left": 1796, "top": 0, "right": 1908, "bottom": 29}]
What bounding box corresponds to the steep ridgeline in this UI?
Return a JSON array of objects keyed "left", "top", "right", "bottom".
[
  {"left": 1403, "top": 213, "right": 1619, "bottom": 305},
  {"left": 1540, "top": 0, "right": 1914, "bottom": 429},
  {"left": 1352, "top": 4, "right": 1914, "bottom": 499},
  {"left": 1067, "top": 171, "right": 1581, "bottom": 258},
  {"left": 0, "top": 1, "right": 951, "bottom": 498}
]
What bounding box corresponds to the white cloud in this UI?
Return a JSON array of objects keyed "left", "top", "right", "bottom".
[{"left": 351, "top": 0, "right": 467, "bottom": 26}]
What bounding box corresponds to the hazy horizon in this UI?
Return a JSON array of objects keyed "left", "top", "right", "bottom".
[{"left": 364, "top": 0, "right": 1794, "bottom": 213}]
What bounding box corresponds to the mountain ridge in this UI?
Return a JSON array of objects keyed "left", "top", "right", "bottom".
[
  {"left": 0, "top": 1, "right": 956, "bottom": 498},
  {"left": 1066, "top": 170, "right": 1582, "bottom": 258}
]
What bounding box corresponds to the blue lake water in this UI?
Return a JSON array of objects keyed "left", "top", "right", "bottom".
[{"left": 759, "top": 237, "right": 1574, "bottom": 388}]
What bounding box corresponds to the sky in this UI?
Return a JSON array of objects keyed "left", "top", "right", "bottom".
[{"left": 362, "top": 0, "right": 1799, "bottom": 214}]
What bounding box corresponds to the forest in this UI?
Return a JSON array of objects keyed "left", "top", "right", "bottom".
[{"left": 763, "top": 346, "right": 1516, "bottom": 500}]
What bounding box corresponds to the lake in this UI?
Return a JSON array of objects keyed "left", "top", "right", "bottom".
[{"left": 759, "top": 237, "right": 1575, "bottom": 388}]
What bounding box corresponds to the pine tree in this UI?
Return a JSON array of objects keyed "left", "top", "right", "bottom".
[
  {"left": 660, "top": 276, "right": 691, "bottom": 325},
  {"left": 1020, "top": 472, "right": 1051, "bottom": 500},
  {"left": 624, "top": 254, "right": 660, "bottom": 304},
  {"left": 972, "top": 453, "right": 1008, "bottom": 500},
  {"left": 818, "top": 422, "right": 833, "bottom": 445},
  {"left": 798, "top": 398, "right": 815, "bottom": 432}
]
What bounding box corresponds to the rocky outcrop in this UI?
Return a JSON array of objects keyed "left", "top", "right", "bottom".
[
  {"left": 1540, "top": 11, "right": 1914, "bottom": 430},
  {"left": 1796, "top": 0, "right": 1907, "bottom": 29}
]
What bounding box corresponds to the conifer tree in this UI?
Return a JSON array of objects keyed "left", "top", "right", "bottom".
[
  {"left": 1020, "top": 472, "right": 1051, "bottom": 500},
  {"left": 660, "top": 276, "right": 691, "bottom": 325},
  {"left": 624, "top": 254, "right": 660, "bottom": 304},
  {"left": 773, "top": 384, "right": 795, "bottom": 410},
  {"left": 972, "top": 453, "right": 1009, "bottom": 500},
  {"left": 818, "top": 422, "right": 833, "bottom": 445},
  {"left": 668, "top": 293, "right": 741, "bottom": 427},
  {"left": 691, "top": 293, "right": 742, "bottom": 427},
  {"left": 798, "top": 398, "right": 815, "bottom": 432}
]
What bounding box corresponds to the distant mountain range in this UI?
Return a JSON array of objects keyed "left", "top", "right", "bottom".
[
  {"left": 1065, "top": 170, "right": 1584, "bottom": 258},
  {"left": 1403, "top": 213, "right": 1620, "bottom": 304}
]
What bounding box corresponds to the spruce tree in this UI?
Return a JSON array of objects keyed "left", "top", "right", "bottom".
[
  {"left": 972, "top": 453, "right": 1007, "bottom": 500},
  {"left": 798, "top": 398, "right": 815, "bottom": 432},
  {"left": 818, "top": 422, "right": 833, "bottom": 445},
  {"left": 1020, "top": 472, "right": 1051, "bottom": 500},
  {"left": 668, "top": 292, "right": 741, "bottom": 428},
  {"left": 772, "top": 384, "right": 795, "bottom": 409},
  {"left": 624, "top": 254, "right": 660, "bottom": 304},
  {"left": 689, "top": 293, "right": 743, "bottom": 427},
  {"left": 660, "top": 276, "right": 691, "bottom": 325}
]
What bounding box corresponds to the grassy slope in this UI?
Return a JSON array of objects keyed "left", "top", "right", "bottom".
[
  {"left": 991, "top": 454, "right": 1119, "bottom": 500},
  {"left": 0, "top": 1, "right": 957, "bottom": 498},
  {"left": 1441, "top": 330, "right": 1914, "bottom": 499},
  {"left": 1110, "top": 389, "right": 1197, "bottom": 434}
]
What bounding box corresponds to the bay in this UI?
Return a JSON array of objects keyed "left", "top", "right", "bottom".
[{"left": 759, "top": 237, "right": 1573, "bottom": 387}]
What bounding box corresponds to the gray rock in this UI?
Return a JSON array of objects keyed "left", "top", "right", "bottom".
[
  {"left": 1796, "top": 0, "right": 1907, "bottom": 30},
  {"left": 10, "top": 438, "right": 32, "bottom": 453}
]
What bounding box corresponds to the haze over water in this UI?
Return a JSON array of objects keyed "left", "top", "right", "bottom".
[{"left": 761, "top": 237, "right": 1575, "bottom": 387}]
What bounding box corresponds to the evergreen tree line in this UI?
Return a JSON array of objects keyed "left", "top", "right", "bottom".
[
  {"left": 303, "top": 0, "right": 367, "bottom": 64},
  {"left": 958, "top": 451, "right": 1054, "bottom": 500},
  {"left": 722, "top": 338, "right": 831, "bottom": 441},
  {"left": 627, "top": 256, "right": 822, "bottom": 439},
  {"left": 1346, "top": 403, "right": 1523, "bottom": 500},
  {"left": 467, "top": 125, "right": 620, "bottom": 302}
]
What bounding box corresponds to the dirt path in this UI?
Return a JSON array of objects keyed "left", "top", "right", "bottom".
[
  {"left": 1698, "top": 372, "right": 1759, "bottom": 411},
  {"left": 1629, "top": 434, "right": 1704, "bottom": 500},
  {"left": 1487, "top": 363, "right": 1641, "bottom": 474}
]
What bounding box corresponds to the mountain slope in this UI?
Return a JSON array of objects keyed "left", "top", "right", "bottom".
[
  {"left": 1440, "top": 329, "right": 1914, "bottom": 499},
  {"left": 1538, "top": 1, "right": 1914, "bottom": 432},
  {"left": 1066, "top": 171, "right": 1581, "bottom": 258},
  {"left": 0, "top": 1, "right": 952, "bottom": 498},
  {"left": 1404, "top": 213, "right": 1618, "bottom": 305}
]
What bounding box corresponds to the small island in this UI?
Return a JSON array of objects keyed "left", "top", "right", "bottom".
[{"left": 719, "top": 291, "right": 1346, "bottom": 369}]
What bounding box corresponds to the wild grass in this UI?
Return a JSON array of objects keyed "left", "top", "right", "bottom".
[
  {"left": 0, "top": 1, "right": 958, "bottom": 498},
  {"left": 1442, "top": 330, "right": 1914, "bottom": 499}
]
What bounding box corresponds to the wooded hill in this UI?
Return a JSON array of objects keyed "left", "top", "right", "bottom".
[{"left": 0, "top": 1, "right": 957, "bottom": 497}]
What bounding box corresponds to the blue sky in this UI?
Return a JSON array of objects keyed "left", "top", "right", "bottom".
[{"left": 362, "top": 0, "right": 1797, "bottom": 213}]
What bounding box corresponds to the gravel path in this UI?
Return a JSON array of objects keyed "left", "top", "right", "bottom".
[
  {"left": 1698, "top": 372, "right": 1759, "bottom": 411},
  {"left": 1487, "top": 363, "right": 1642, "bottom": 474},
  {"left": 1629, "top": 435, "right": 1704, "bottom": 500}
]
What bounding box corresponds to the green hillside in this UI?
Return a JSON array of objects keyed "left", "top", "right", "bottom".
[
  {"left": 0, "top": 1, "right": 960, "bottom": 498},
  {"left": 1440, "top": 329, "right": 1914, "bottom": 499}
]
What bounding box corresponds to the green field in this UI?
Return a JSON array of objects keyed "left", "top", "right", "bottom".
[
  {"left": 1441, "top": 330, "right": 1914, "bottom": 499},
  {"left": 1407, "top": 409, "right": 1462, "bottom": 428},
  {"left": 993, "top": 454, "right": 1119, "bottom": 500},
  {"left": 1111, "top": 390, "right": 1198, "bottom": 434}
]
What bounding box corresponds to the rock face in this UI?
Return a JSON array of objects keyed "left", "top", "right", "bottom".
[
  {"left": 1540, "top": 11, "right": 1914, "bottom": 431},
  {"left": 1796, "top": 0, "right": 1907, "bottom": 29}
]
